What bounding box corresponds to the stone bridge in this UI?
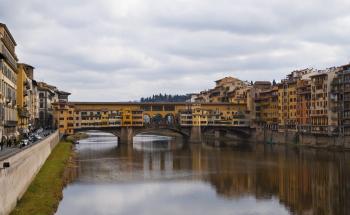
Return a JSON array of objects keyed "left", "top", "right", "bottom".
[{"left": 60, "top": 102, "right": 254, "bottom": 144}]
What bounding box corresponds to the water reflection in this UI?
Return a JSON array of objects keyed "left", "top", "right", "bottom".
[
  {"left": 56, "top": 131, "right": 350, "bottom": 215},
  {"left": 133, "top": 134, "right": 183, "bottom": 152}
]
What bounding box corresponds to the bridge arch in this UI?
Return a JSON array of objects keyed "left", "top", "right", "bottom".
[
  {"left": 164, "top": 113, "right": 175, "bottom": 126},
  {"left": 151, "top": 114, "right": 164, "bottom": 125},
  {"left": 143, "top": 114, "right": 151, "bottom": 125},
  {"left": 202, "top": 127, "right": 251, "bottom": 138}
]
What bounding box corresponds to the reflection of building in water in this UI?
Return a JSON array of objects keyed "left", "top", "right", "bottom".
[
  {"left": 83, "top": 132, "right": 350, "bottom": 215},
  {"left": 201, "top": 147, "right": 350, "bottom": 215}
]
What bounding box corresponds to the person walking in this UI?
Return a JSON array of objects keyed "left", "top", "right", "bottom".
[{"left": 6, "top": 137, "right": 11, "bottom": 148}]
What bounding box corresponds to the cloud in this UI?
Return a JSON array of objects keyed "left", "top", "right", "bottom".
[
  {"left": 56, "top": 182, "right": 290, "bottom": 215},
  {"left": 1, "top": 0, "right": 350, "bottom": 101}
]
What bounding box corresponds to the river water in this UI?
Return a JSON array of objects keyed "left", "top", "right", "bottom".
[{"left": 55, "top": 131, "right": 350, "bottom": 215}]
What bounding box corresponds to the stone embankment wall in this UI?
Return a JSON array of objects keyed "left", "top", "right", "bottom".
[
  {"left": 0, "top": 130, "right": 60, "bottom": 215},
  {"left": 252, "top": 128, "right": 350, "bottom": 148}
]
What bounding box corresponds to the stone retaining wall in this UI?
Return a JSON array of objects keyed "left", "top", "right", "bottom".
[
  {"left": 0, "top": 130, "right": 59, "bottom": 215},
  {"left": 253, "top": 128, "right": 350, "bottom": 148}
]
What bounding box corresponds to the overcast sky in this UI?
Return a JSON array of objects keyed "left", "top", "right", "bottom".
[{"left": 1, "top": 0, "right": 350, "bottom": 101}]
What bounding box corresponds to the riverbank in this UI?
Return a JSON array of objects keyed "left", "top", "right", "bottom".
[
  {"left": 10, "top": 141, "right": 72, "bottom": 215},
  {"left": 253, "top": 129, "right": 350, "bottom": 150},
  {"left": 66, "top": 132, "right": 89, "bottom": 142}
]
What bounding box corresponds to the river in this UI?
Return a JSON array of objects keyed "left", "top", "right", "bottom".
[{"left": 55, "top": 131, "right": 350, "bottom": 215}]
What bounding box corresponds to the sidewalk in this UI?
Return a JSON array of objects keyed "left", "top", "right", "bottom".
[
  {"left": 0, "top": 146, "right": 20, "bottom": 161},
  {"left": 0, "top": 130, "right": 56, "bottom": 161}
]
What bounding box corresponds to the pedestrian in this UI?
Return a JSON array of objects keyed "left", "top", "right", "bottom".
[
  {"left": 6, "top": 138, "right": 10, "bottom": 148},
  {"left": 0, "top": 139, "right": 3, "bottom": 151}
]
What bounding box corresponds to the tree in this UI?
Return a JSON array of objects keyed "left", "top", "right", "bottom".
[{"left": 140, "top": 93, "right": 190, "bottom": 102}]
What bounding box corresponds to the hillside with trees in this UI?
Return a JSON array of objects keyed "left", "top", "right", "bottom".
[{"left": 140, "top": 94, "right": 190, "bottom": 102}]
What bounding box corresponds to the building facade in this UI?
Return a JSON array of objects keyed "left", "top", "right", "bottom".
[
  {"left": 330, "top": 64, "right": 350, "bottom": 135},
  {"left": 38, "top": 82, "right": 59, "bottom": 129},
  {"left": 310, "top": 68, "right": 338, "bottom": 134},
  {"left": 0, "top": 23, "right": 18, "bottom": 140},
  {"left": 17, "top": 63, "right": 37, "bottom": 134},
  {"left": 296, "top": 79, "right": 311, "bottom": 132}
]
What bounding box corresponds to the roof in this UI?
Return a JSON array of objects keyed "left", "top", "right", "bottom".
[
  {"left": 254, "top": 81, "right": 271, "bottom": 85},
  {"left": 0, "top": 23, "right": 17, "bottom": 46},
  {"left": 18, "top": 63, "right": 35, "bottom": 69},
  {"left": 69, "top": 101, "right": 235, "bottom": 106},
  {"left": 309, "top": 72, "right": 328, "bottom": 78},
  {"left": 215, "top": 76, "right": 240, "bottom": 84},
  {"left": 57, "top": 90, "right": 71, "bottom": 96}
]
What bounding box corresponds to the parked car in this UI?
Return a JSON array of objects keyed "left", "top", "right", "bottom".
[
  {"left": 35, "top": 134, "right": 42, "bottom": 140},
  {"left": 20, "top": 139, "right": 29, "bottom": 148},
  {"left": 28, "top": 135, "right": 38, "bottom": 143}
]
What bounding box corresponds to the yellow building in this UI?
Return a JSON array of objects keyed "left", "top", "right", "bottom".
[
  {"left": 54, "top": 103, "right": 75, "bottom": 135},
  {"left": 278, "top": 80, "right": 299, "bottom": 130},
  {"left": 256, "top": 87, "right": 278, "bottom": 129},
  {"left": 16, "top": 63, "right": 36, "bottom": 134},
  {"left": 278, "top": 82, "right": 287, "bottom": 129},
  {"left": 287, "top": 81, "right": 297, "bottom": 129},
  {"left": 52, "top": 91, "right": 72, "bottom": 134}
]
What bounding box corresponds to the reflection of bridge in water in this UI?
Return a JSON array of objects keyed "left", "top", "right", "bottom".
[{"left": 69, "top": 102, "right": 254, "bottom": 144}]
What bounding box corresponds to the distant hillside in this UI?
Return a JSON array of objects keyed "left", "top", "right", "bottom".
[{"left": 140, "top": 94, "right": 190, "bottom": 102}]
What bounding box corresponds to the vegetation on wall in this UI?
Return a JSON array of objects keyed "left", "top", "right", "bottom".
[{"left": 10, "top": 141, "right": 73, "bottom": 215}]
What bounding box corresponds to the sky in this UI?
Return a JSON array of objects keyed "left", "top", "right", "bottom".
[{"left": 1, "top": 0, "right": 350, "bottom": 101}]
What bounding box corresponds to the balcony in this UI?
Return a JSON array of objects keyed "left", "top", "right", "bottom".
[
  {"left": 18, "top": 107, "right": 30, "bottom": 118},
  {"left": 313, "top": 81, "right": 324, "bottom": 86}
]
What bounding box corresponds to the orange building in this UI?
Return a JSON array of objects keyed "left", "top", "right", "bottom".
[{"left": 296, "top": 79, "right": 311, "bottom": 132}]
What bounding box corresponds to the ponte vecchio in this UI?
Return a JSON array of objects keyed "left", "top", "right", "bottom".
[{"left": 53, "top": 102, "right": 252, "bottom": 143}]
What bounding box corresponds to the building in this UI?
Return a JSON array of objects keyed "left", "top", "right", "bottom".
[
  {"left": 255, "top": 87, "right": 278, "bottom": 129},
  {"left": 331, "top": 63, "right": 350, "bottom": 135},
  {"left": 38, "top": 82, "right": 60, "bottom": 129},
  {"left": 31, "top": 80, "right": 39, "bottom": 129},
  {"left": 310, "top": 68, "right": 338, "bottom": 134},
  {"left": 276, "top": 69, "right": 318, "bottom": 131},
  {"left": 0, "top": 23, "right": 18, "bottom": 140},
  {"left": 195, "top": 77, "right": 248, "bottom": 103},
  {"left": 17, "top": 63, "right": 38, "bottom": 134},
  {"left": 296, "top": 79, "right": 311, "bottom": 132},
  {"left": 194, "top": 90, "right": 210, "bottom": 103}
]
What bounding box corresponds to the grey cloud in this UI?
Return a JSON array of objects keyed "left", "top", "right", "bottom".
[{"left": 1, "top": 0, "right": 350, "bottom": 101}]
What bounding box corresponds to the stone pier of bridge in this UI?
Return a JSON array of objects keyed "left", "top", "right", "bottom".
[{"left": 120, "top": 127, "right": 134, "bottom": 144}]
